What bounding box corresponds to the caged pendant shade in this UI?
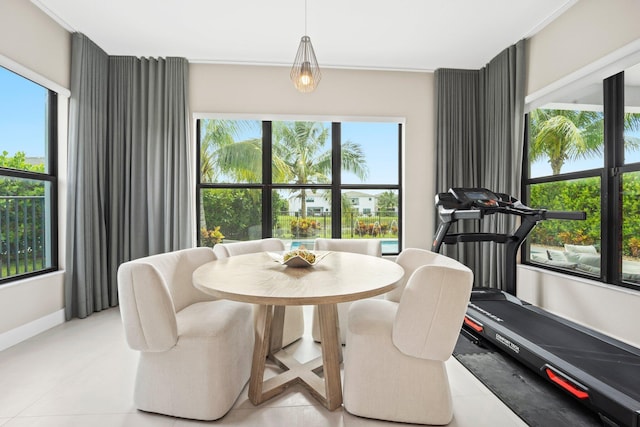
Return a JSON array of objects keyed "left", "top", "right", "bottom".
[
  {"left": 290, "top": 0, "right": 321, "bottom": 93},
  {"left": 291, "top": 36, "right": 321, "bottom": 93}
]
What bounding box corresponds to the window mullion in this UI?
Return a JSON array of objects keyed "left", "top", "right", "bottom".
[
  {"left": 396, "top": 123, "right": 403, "bottom": 252},
  {"left": 331, "top": 122, "right": 341, "bottom": 238},
  {"left": 602, "top": 72, "right": 624, "bottom": 283},
  {"left": 262, "top": 121, "right": 273, "bottom": 238},
  {"left": 195, "top": 119, "right": 202, "bottom": 245}
]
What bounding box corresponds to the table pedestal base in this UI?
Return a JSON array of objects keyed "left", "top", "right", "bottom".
[{"left": 248, "top": 304, "right": 343, "bottom": 410}]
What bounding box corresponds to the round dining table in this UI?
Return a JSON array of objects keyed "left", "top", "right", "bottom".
[{"left": 192, "top": 250, "right": 405, "bottom": 411}]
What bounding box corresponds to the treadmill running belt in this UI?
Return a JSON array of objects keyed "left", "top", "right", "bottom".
[{"left": 473, "top": 300, "right": 640, "bottom": 402}]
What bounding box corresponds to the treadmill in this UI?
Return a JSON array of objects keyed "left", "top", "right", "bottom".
[{"left": 432, "top": 187, "right": 640, "bottom": 427}]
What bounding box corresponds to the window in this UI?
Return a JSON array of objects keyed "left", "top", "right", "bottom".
[
  {"left": 523, "top": 67, "right": 640, "bottom": 290},
  {"left": 0, "top": 66, "right": 57, "bottom": 283},
  {"left": 197, "top": 119, "right": 402, "bottom": 255}
]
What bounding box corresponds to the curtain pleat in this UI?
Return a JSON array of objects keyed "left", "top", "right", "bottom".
[
  {"left": 434, "top": 40, "right": 526, "bottom": 289},
  {"left": 66, "top": 33, "right": 193, "bottom": 320}
]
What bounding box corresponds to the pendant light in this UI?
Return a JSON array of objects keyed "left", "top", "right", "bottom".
[{"left": 290, "top": 0, "right": 321, "bottom": 92}]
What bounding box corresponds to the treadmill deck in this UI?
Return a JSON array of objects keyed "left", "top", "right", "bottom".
[{"left": 470, "top": 300, "right": 640, "bottom": 402}]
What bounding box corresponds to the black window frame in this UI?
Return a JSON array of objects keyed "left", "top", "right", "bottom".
[
  {"left": 0, "top": 68, "right": 58, "bottom": 285},
  {"left": 196, "top": 119, "right": 403, "bottom": 254},
  {"left": 522, "top": 71, "right": 640, "bottom": 291}
]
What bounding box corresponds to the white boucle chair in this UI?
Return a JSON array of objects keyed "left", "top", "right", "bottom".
[
  {"left": 212, "top": 238, "right": 305, "bottom": 346},
  {"left": 343, "top": 249, "right": 473, "bottom": 425},
  {"left": 385, "top": 247, "right": 463, "bottom": 303},
  {"left": 117, "top": 247, "right": 254, "bottom": 421},
  {"left": 311, "top": 238, "right": 382, "bottom": 344}
]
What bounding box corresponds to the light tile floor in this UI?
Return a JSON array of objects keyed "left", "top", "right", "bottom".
[{"left": 0, "top": 307, "right": 527, "bottom": 427}]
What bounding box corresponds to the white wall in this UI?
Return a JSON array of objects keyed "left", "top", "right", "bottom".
[
  {"left": 521, "top": 0, "right": 640, "bottom": 347},
  {"left": 0, "top": 0, "right": 70, "bottom": 342},
  {"left": 527, "top": 0, "right": 640, "bottom": 97},
  {"left": 0, "top": 0, "right": 70, "bottom": 90}
]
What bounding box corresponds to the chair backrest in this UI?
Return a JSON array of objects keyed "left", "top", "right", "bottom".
[
  {"left": 386, "top": 248, "right": 460, "bottom": 302},
  {"left": 392, "top": 259, "right": 473, "bottom": 361},
  {"left": 313, "top": 238, "right": 382, "bottom": 257},
  {"left": 213, "top": 238, "right": 285, "bottom": 258},
  {"left": 117, "top": 247, "right": 216, "bottom": 352}
]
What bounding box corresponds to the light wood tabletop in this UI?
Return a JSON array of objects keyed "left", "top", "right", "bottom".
[{"left": 192, "top": 250, "right": 405, "bottom": 410}]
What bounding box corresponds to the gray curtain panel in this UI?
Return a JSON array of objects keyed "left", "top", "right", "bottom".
[
  {"left": 434, "top": 68, "right": 483, "bottom": 279},
  {"left": 65, "top": 33, "right": 110, "bottom": 320},
  {"left": 107, "top": 56, "right": 193, "bottom": 271},
  {"left": 478, "top": 41, "right": 526, "bottom": 289},
  {"left": 435, "top": 40, "right": 526, "bottom": 289},
  {"left": 66, "top": 34, "right": 193, "bottom": 320}
]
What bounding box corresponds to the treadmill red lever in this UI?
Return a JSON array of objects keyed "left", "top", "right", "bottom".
[{"left": 544, "top": 367, "right": 589, "bottom": 399}]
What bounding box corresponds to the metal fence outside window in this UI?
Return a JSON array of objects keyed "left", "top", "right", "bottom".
[
  {"left": 0, "top": 196, "right": 46, "bottom": 278},
  {"left": 273, "top": 210, "right": 399, "bottom": 240}
]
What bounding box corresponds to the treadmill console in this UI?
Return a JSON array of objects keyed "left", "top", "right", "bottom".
[
  {"left": 450, "top": 188, "right": 500, "bottom": 208},
  {"left": 436, "top": 187, "right": 512, "bottom": 210}
]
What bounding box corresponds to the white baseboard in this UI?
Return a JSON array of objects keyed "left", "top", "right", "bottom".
[{"left": 0, "top": 309, "right": 65, "bottom": 352}]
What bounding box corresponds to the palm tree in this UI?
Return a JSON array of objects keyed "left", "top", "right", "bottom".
[
  {"left": 529, "top": 109, "right": 603, "bottom": 175},
  {"left": 529, "top": 109, "right": 640, "bottom": 175},
  {"left": 200, "top": 119, "right": 262, "bottom": 183},
  {"left": 377, "top": 191, "right": 398, "bottom": 213},
  {"left": 624, "top": 113, "right": 640, "bottom": 151},
  {"left": 272, "top": 121, "right": 368, "bottom": 217},
  {"left": 199, "top": 119, "right": 261, "bottom": 230}
]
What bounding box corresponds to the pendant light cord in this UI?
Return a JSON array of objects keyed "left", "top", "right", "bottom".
[{"left": 305, "top": 0, "right": 308, "bottom": 35}]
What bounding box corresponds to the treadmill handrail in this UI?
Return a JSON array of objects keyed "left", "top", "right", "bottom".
[
  {"left": 544, "top": 210, "right": 587, "bottom": 220},
  {"left": 437, "top": 194, "right": 586, "bottom": 222}
]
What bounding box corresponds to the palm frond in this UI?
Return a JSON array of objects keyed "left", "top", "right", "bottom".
[
  {"left": 341, "top": 140, "right": 369, "bottom": 181},
  {"left": 529, "top": 109, "right": 605, "bottom": 174},
  {"left": 215, "top": 139, "right": 262, "bottom": 183}
]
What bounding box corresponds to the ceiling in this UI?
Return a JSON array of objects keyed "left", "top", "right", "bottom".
[{"left": 33, "top": 0, "right": 577, "bottom": 72}]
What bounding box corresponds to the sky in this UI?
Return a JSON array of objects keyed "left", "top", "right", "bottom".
[
  {"left": 341, "top": 121, "right": 399, "bottom": 185},
  {"left": 0, "top": 66, "right": 47, "bottom": 158}
]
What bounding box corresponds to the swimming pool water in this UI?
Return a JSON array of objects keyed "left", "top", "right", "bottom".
[{"left": 289, "top": 239, "right": 398, "bottom": 254}]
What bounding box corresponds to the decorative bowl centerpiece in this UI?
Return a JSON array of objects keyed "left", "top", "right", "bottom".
[{"left": 268, "top": 249, "right": 328, "bottom": 268}]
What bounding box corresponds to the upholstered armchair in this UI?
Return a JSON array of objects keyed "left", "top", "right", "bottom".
[
  {"left": 311, "top": 238, "right": 382, "bottom": 344},
  {"left": 343, "top": 249, "right": 473, "bottom": 425},
  {"left": 117, "top": 247, "right": 254, "bottom": 421},
  {"left": 212, "top": 238, "right": 305, "bottom": 346}
]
